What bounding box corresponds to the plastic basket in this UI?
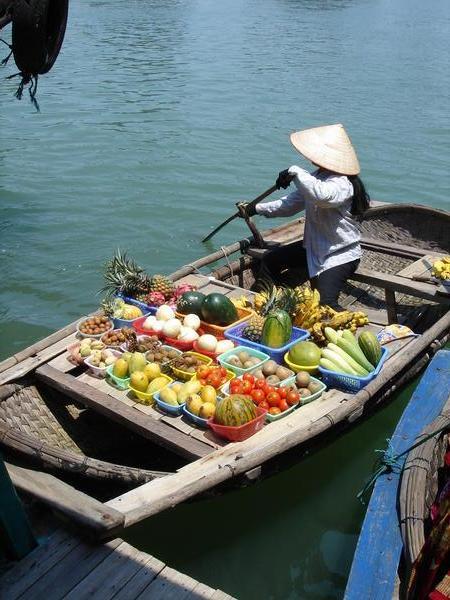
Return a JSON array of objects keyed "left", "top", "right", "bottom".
[
  {"left": 283, "top": 352, "right": 319, "bottom": 374},
  {"left": 208, "top": 406, "right": 267, "bottom": 441},
  {"left": 84, "top": 350, "right": 122, "bottom": 379},
  {"left": 132, "top": 315, "right": 163, "bottom": 338},
  {"left": 318, "top": 347, "right": 389, "bottom": 393},
  {"left": 101, "top": 329, "right": 129, "bottom": 350},
  {"left": 279, "top": 375, "right": 327, "bottom": 406},
  {"left": 170, "top": 352, "right": 213, "bottom": 382},
  {"left": 118, "top": 295, "right": 158, "bottom": 315},
  {"left": 112, "top": 313, "right": 151, "bottom": 330},
  {"left": 129, "top": 373, "right": 173, "bottom": 405},
  {"left": 153, "top": 382, "right": 186, "bottom": 416},
  {"left": 220, "top": 368, "right": 294, "bottom": 396},
  {"left": 77, "top": 317, "right": 113, "bottom": 339},
  {"left": 145, "top": 345, "right": 182, "bottom": 371},
  {"left": 163, "top": 335, "right": 196, "bottom": 352},
  {"left": 105, "top": 364, "right": 130, "bottom": 390},
  {"left": 197, "top": 307, "right": 253, "bottom": 339},
  {"left": 265, "top": 404, "right": 297, "bottom": 423},
  {"left": 193, "top": 368, "right": 235, "bottom": 390},
  {"left": 224, "top": 324, "right": 309, "bottom": 364},
  {"left": 182, "top": 405, "right": 209, "bottom": 428},
  {"left": 218, "top": 346, "right": 270, "bottom": 377}
]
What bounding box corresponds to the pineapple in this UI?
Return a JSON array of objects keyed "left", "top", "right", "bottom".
[
  {"left": 101, "top": 250, "right": 152, "bottom": 299},
  {"left": 149, "top": 274, "right": 175, "bottom": 300},
  {"left": 242, "top": 313, "right": 266, "bottom": 343}
]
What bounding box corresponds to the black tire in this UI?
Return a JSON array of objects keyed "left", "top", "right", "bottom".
[{"left": 12, "top": 0, "right": 68, "bottom": 76}]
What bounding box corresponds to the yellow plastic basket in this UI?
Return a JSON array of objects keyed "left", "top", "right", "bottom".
[
  {"left": 129, "top": 374, "right": 173, "bottom": 405},
  {"left": 283, "top": 352, "right": 319, "bottom": 374},
  {"left": 170, "top": 352, "right": 212, "bottom": 382}
]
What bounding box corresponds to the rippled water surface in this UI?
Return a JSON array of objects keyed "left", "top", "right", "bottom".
[{"left": 0, "top": 0, "right": 449, "bottom": 597}]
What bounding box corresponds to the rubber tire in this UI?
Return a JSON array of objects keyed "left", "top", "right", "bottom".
[{"left": 12, "top": 0, "right": 68, "bottom": 75}]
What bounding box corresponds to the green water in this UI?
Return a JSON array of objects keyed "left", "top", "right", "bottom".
[{"left": 0, "top": 0, "right": 449, "bottom": 597}]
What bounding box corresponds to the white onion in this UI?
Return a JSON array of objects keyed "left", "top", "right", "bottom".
[
  {"left": 156, "top": 305, "right": 175, "bottom": 321},
  {"left": 162, "top": 318, "right": 182, "bottom": 339},
  {"left": 142, "top": 315, "right": 157, "bottom": 330},
  {"left": 152, "top": 321, "right": 165, "bottom": 333},
  {"left": 215, "top": 339, "right": 235, "bottom": 354},
  {"left": 197, "top": 334, "right": 218, "bottom": 352},
  {"left": 183, "top": 313, "right": 201, "bottom": 331},
  {"left": 178, "top": 328, "right": 199, "bottom": 342}
]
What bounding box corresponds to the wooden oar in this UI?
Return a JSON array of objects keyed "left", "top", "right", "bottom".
[{"left": 201, "top": 184, "right": 277, "bottom": 243}]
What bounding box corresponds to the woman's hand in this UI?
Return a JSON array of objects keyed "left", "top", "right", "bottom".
[{"left": 276, "top": 168, "right": 295, "bottom": 189}]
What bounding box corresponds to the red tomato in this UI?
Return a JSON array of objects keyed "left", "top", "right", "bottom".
[
  {"left": 278, "top": 387, "right": 287, "bottom": 399},
  {"left": 278, "top": 399, "right": 289, "bottom": 412},
  {"left": 218, "top": 366, "right": 228, "bottom": 379},
  {"left": 230, "top": 379, "right": 243, "bottom": 394},
  {"left": 199, "top": 378, "right": 207, "bottom": 386},
  {"left": 269, "top": 407, "right": 281, "bottom": 415},
  {"left": 242, "top": 373, "right": 255, "bottom": 385},
  {"left": 242, "top": 380, "right": 253, "bottom": 394},
  {"left": 251, "top": 389, "right": 265, "bottom": 404},
  {"left": 267, "top": 391, "right": 281, "bottom": 407},
  {"left": 207, "top": 373, "right": 222, "bottom": 388},
  {"left": 197, "top": 365, "right": 210, "bottom": 379},
  {"left": 286, "top": 389, "right": 300, "bottom": 406},
  {"left": 255, "top": 379, "right": 266, "bottom": 391},
  {"left": 259, "top": 400, "right": 270, "bottom": 410},
  {"left": 264, "top": 384, "right": 275, "bottom": 396}
]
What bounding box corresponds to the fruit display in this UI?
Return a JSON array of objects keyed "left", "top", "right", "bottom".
[
  {"left": 252, "top": 280, "right": 368, "bottom": 344},
  {"left": 170, "top": 353, "right": 210, "bottom": 375},
  {"left": 214, "top": 394, "right": 256, "bottom": 427},
  {"left": 288, "top": 341, "right": 321, "bottom": 367},
  {"left": 432, "top": 256, "right": 450, "bottom": 280},
  {"left": 177, "top": 291, "right": 206, "bottom": 316},
  {"left": 68, "top": 338, "right": 105, "bottom": 364},
  {"left": 227, "top": 372, "right": 295, "bottom": 415},
  {"left": 200, "top": 293, "right": 238, "bottom": 326},
  {"left": 101, "top": 297, "right": 143, "bottom": 321},
  {"left": 195, "top": 364, "right": 230, "bottom": 388},
  {"left": 145, "top": 345, "right": 180, "bottom": 366},
  {"left": 141, "top": 306, "right": 201, "bottom": 344},
  {"left": 78, "top": 316, "right": 112, "bottom": 337},
  {"left": 112, "top": 356, "right": 130, "bottom": 379},
  {"left": 250, "top": 360, "right": 293, "bottom": 385},
  {"left": 101, "top": 328, "right": 132, "bottom": 348},
  {"left": 184, "top": 383, "right": 218, "bottom": 420},
  {"left": 194, "top": 334, "right": 234, "bottom": 356},
  {"left": 121, "top": 330, "right": 160, "bottom": 353},
  {"left": 261, "top": 309, "right": 293, "bottom": 348},
  {"left": 101, "top": 250, "right": 196, "bottom": 306},
  {"left": 220, "top": 349, "right": 265, "bottom": 372},
  {"left": 85, "top": 348, "right": 119, "bottom": 372},
  {"left": 281, "top": 371, "right": 324, "bottom": 405},
  {"left": 319, "top": 327, "right": 382, "bottom": 376}
]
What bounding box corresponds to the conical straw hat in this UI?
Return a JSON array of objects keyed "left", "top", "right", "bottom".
[{"left": 290, "top": 124, "right": 360, "bottom": 175}]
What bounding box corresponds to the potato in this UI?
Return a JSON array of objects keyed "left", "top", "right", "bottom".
[
  {"left": 262, "top": 360, "right": 277, "bottom": 376},
  {"left": 238, "top": 351, "right": 250, "bottom": 364}
]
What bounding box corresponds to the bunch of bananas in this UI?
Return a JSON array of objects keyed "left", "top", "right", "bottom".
[
  {"left": 432, "top": 256, "right": 450, "bottom": 280},
  {"left": 293, "top": 288, "right": 322, "bottom": 328},
  {"left": 310, "top": 310, "right": 368, "bottom": 344},
  {"left": 231, "top": 295, "right": 253, "bottom": 310}
]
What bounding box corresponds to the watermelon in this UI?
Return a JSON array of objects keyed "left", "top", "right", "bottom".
[
  {"left": 201, "top": 293, "right": 238, "bottom": 326},
  {"left": 358, "top": 331, "right": 382, "bottom": 366},
  {"left": 288, "top": 341, "right": 321, "bottom": 366},
  {"left": 177, "top": 291, "right": 205, "bottom": 316},
  {"left": 261, "top": 309, "right": 292, "bottom": 348},
  {"left": 215, "top": 394, "right": 256, "bottom": 427}
]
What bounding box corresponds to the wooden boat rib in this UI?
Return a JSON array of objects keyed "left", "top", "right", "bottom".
[{"left": 0, "top": 201, "right": 450, "bottom": 530}]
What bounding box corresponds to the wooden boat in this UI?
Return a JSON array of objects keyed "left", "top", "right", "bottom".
[
  {"left": 345, "top": 349, "right": 450, "bottom": 599},
  {"left": 0, "top": 201, "right": 449, "bottom": 532}
]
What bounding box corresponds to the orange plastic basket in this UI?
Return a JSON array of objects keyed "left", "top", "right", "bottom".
[{"left": 198, "top": 307, "right": 253, "bottom": 339}]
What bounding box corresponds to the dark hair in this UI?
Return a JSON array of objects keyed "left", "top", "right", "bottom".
[{"left": 348, "top": 175, "right": 370, "bottom": 216}]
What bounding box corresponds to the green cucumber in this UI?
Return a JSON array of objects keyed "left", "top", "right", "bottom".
[
  {"left": 324, "top": 327, "right": 339, "bottom": 344},
  {"left": 342, "top": 329, "right": 359, "bottom": 346},
  {"left": 327, "top": 343, "right": 370, "bottom": 376},
  {"left": 336, "top": 337, "right": 375, "bottom": 372}
]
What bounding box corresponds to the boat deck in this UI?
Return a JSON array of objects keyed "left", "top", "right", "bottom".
[{"left": 0, "top": 527, "right": 235, "bottom": 600}]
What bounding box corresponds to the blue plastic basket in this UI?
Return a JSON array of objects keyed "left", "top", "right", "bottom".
[
  {"left": 318, "top": 346, "right": 389, "bottom": 393},
  {"left": 112, "top": 311, "right": 152, "bottom": 330},
  {"left": 224, "top": 323, "right": 309, "bottom": 364},
  {"left": 117, "top": 295, "right": 157, "bottom": 315},
  {"left": 218, "top": 346, "right": 270, "bottom": 376},
  {"left": 153, "top": 383, "right": 185, "bottom": 416},
  {"left": 182, "top": 405, "right": 209, "bottom": 428}
]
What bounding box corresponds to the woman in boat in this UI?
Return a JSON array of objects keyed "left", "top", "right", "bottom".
[{"left": 239, "top": 123, "right": 370, "bottom": 310}]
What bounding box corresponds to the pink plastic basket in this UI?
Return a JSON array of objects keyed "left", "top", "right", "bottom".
[{"left": 208, "top": 406, "right": 267, "bottom": 442}]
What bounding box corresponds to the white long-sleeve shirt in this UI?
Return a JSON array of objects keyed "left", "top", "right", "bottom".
[{"left": 255, "top": 166, "right": 362, "bottom": 278}]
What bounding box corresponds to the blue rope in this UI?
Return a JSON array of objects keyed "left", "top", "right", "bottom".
[{"left": 357, "top": 422, "right": 450, "bottom": 504}]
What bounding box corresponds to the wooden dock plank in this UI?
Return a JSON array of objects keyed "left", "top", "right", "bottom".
[
  {"left": 22, "top": 538, "right": 122, "bottom": 599},
  {"left": 185, "top": 582, "right": 217, "bottom": 599},
  {"left": 136, "top": 565, "right": 199, "bottom": 599},
  {"left": 35, "top": 365, "right": 212, "bottom": 461},
  {"left": 76, "top": 372, "right": 139, "bottom": 408},
  {"left": 0, "top": 529, "right": 77, "bottom": 599},
  {"left": 108, "top": 554, "right": 165, "bottom": 599},
  {"left": 63, "top": 541, "right": 152, "bottom": 600}
]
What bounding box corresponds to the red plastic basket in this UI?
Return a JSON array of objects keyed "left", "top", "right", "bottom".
[
  {"left": 192, "top": 340, "right": 235, "bottom": 360},
  {"left": 132, "top": 316, "right": 163, "bottom": 338},
  {"left": 163, "top": 335, "right": 195, "bottom": 352},
  {"left": 208, "top": 406, "right": 267, "bottom": 442}
]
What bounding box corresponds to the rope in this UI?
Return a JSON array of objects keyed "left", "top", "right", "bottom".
[
  {"left": 220, "top": 246, "right": 238, "bottom": 286},
  {"left": 6, "top": 72, "right": 40, "bottom": 111},
  {"left": 0, "top": 38, "right": 12, "bottom": 66},
  {"left": 357, "top": 420, "right": 450, "bottom": 504}
]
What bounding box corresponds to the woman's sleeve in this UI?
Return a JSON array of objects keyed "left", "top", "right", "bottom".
[
  {"left": 288, "top": 166, "right": 353, "bottom": 208},
  {"left": 255, "top": 189, "right": 305, "bottom": 218}
]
